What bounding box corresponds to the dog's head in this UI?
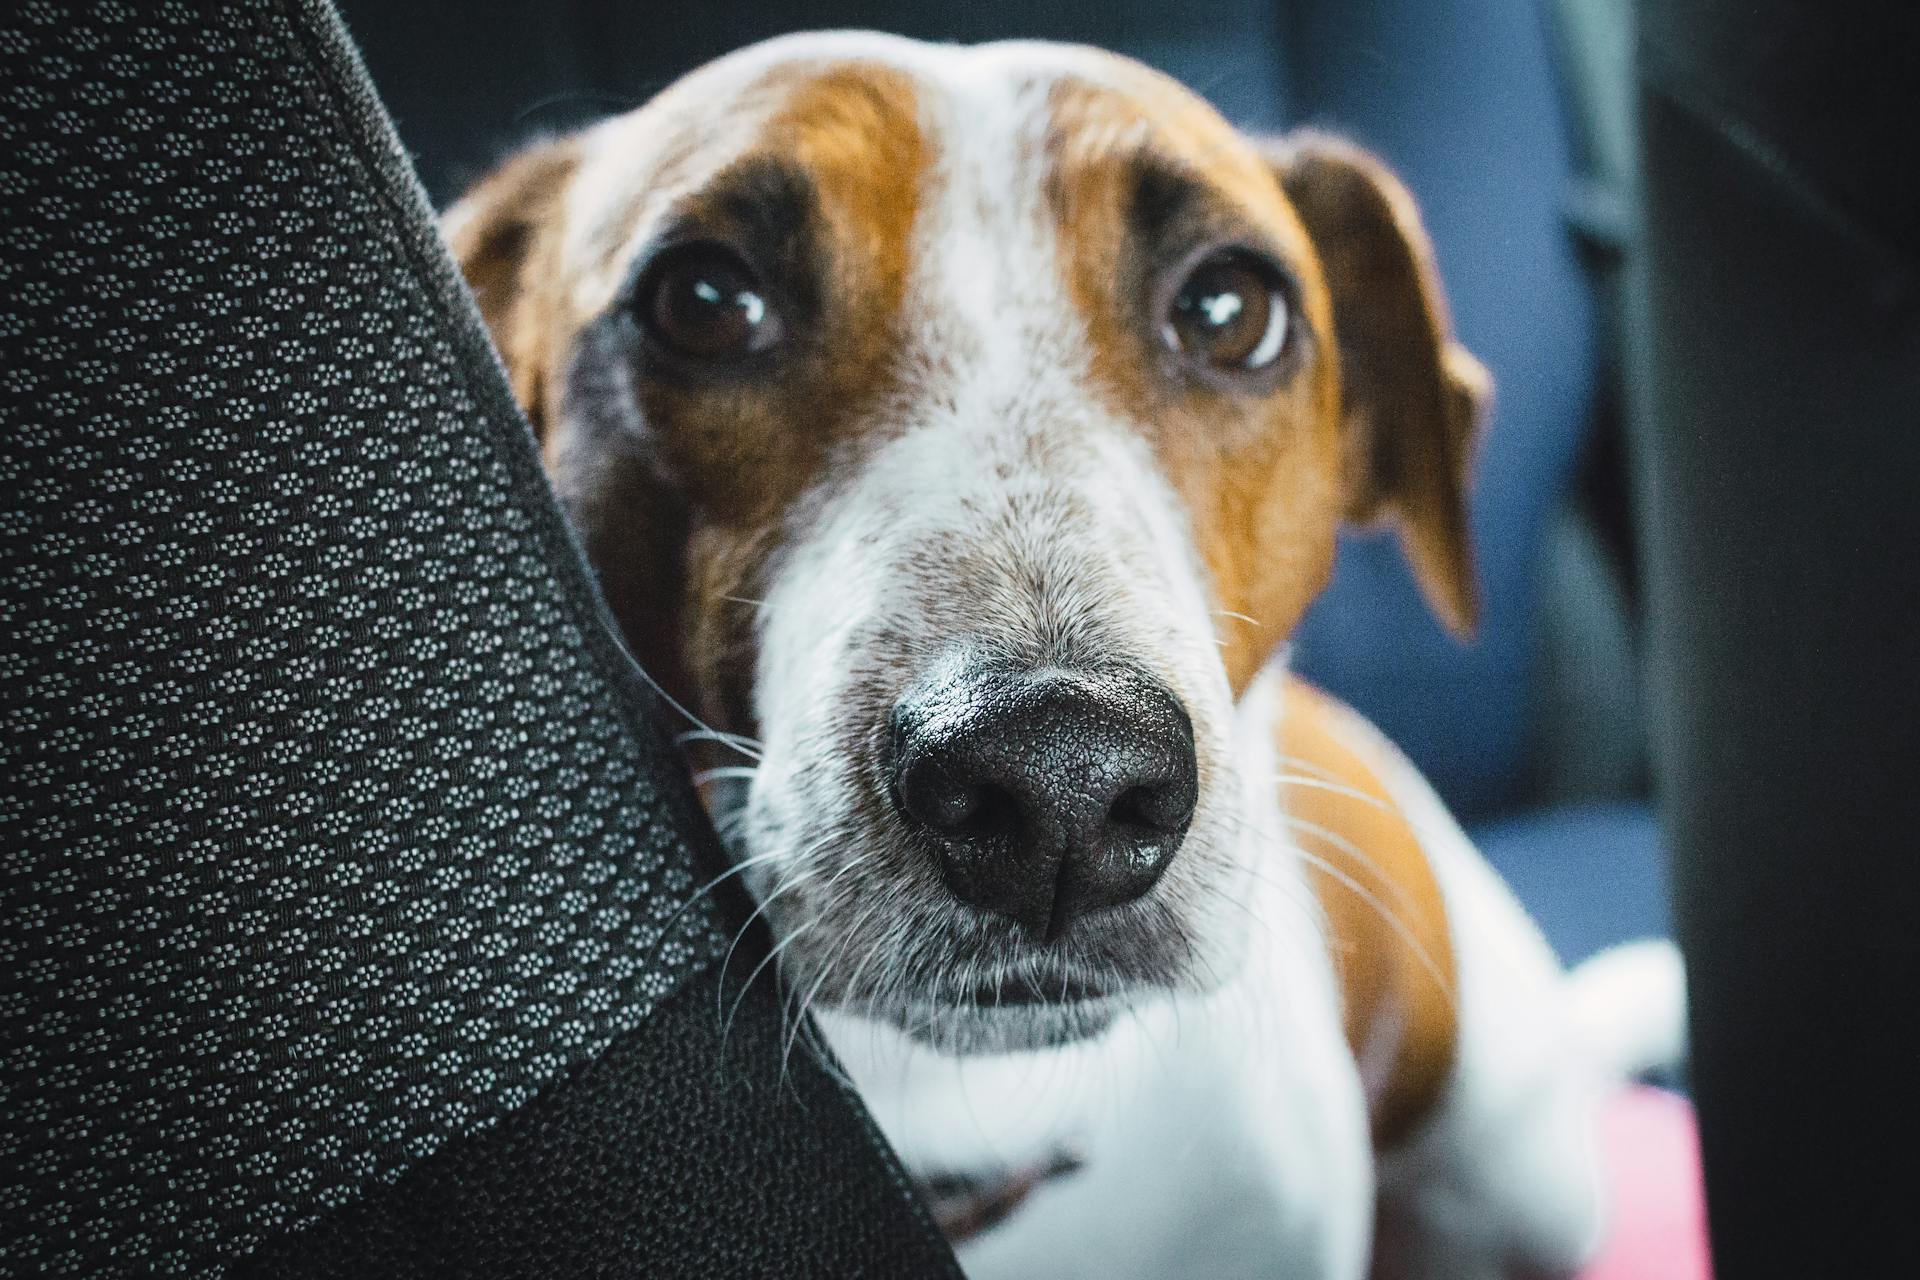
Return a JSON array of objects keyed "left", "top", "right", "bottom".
[{"left": 447, "top": 32, "right": 1486, "bottom": 1054}]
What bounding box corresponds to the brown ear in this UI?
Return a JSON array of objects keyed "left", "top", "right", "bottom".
[
  {"left": 441, "top": 138, "right": 579, "bottom": 440},
  {"left": 1266, "top": 132, "right": 1489, "bottom": 637}
]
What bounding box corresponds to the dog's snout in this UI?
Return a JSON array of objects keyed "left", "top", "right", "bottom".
[{"left": 889, "top": 668, "right": 1198, "bottom": 941}]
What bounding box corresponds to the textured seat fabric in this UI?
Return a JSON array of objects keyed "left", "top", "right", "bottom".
[{"left": 0, "top": 2, "right": 957, "bottom": 1275}]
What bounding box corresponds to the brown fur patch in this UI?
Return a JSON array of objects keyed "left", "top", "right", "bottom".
[
  {"left": 443, "top": 138, "right": 580, "bottom": 439},
  {"left": 449, "top": 61, "right": 928, "bottom": 736},
  {"left": 643, "top": 65, "right": 926, "bottom": 733},
  {"left": 1280, "top": 677, "right": 1458, "bottom": 1148},
  {"left": 1044, "top": 75, "right": 1347, "bottom": 695}
]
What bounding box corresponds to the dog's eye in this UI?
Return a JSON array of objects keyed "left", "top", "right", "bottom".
[
  {"left": 1161, "top": 250, "right": 1291, "bottom": 376},
  {"left": 638, "top": 243, "right": 784, "bottom": 361}
]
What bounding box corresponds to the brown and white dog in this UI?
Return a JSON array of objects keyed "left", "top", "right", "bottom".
[{"left": 443, "top": 32, "right": 1685, "bottom": 1279}]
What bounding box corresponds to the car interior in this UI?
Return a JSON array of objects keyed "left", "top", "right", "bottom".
[{"left": 4, "top": 1, "right": 1914, "bottom": 1276}]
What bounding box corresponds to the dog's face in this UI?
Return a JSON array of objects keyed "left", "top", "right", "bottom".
[{"left": 448, "top": 33, "right": 1485, "bottom": 1054}]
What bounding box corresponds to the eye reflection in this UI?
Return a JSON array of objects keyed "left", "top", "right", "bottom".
[
  {"left": 638, "top": 243, "right": 783, "bottom": 361},
  {"left": 1162, "top": 249, "right": 1291, "bottom": 377}
]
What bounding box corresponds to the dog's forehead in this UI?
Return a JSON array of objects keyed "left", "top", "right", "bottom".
[
  {"left": 563, "top": 33, "right": 1306, "bottom": 310},
  {"left": 609, "top": 29, "right": 1236, "bottom": 149}
]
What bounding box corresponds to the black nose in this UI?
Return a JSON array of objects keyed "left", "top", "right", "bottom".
[{"left": 888, "top": 667, "right": 1199, "bottom": 941}]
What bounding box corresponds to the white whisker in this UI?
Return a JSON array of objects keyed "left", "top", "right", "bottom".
[
  {"left": 675, "top": 728, "right": 765, "bottom": 761},
  {"left": 1255, "top": 836, "right": 1455, "bottom": 1008},
  {"left": 716, "top": 825, "right": 866, "bottom": 1024},
  {"left": 692, "top": 764, "right": 762, "bottom": 787},
  {"left": 642, "top": 844, "right": 790, "bottom": 969},
  {"left": 1273, "top": 771, "right": 1397, "bottom": 813}
]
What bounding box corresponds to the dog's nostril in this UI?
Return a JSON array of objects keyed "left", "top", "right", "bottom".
[
  {"left": 1107, "top": 782, "right": 1192, "bottom": 834},
  {"left": 895, "top": 764, "right": 1015, "bottom": 834},
  {"left": 902, "top": 776, "right": 1020, "bottom": 839},
  {"left": 898, "top": 775, "right": 969, "bottom": 831},
  {"left": 957, "top": 784, "right": 1021, "bottom": 840},
  {"left": 887, "top": 666, "right": 1198, "bottom": 939}
]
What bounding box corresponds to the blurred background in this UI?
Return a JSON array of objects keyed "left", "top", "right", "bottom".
[{"left": 337, "top": 0, "right": 1664, "bottom": 966}]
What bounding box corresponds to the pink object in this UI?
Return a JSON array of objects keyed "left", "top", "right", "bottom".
[{"left": 1578, "top": 1087, "right": 1713, "bottom": 1280}]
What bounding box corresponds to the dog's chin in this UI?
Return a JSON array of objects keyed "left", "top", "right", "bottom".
[{"left": 883, "top": 993, "right": 1128, "bottom": 1056}]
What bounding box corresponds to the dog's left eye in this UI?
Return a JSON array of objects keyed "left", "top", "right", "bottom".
[
  {"left": 1161, "top": 249, "right": 1292, "bottom": 377},
  {"left": 637, "top": 243, "right": 784, "bottom": 361}
]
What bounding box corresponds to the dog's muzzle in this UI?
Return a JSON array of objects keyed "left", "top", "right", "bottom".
[{"left": 886, "top": 664, "right": 1198, "bottom": 943}]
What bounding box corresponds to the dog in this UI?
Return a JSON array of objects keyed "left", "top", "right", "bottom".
[{"left": 443, "top": 31, "right": 1686, "bottom": 1278}]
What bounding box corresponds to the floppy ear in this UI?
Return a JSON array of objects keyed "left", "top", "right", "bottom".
[
  {"left": 441, "top": 138, "right": 579, "bottom": 440},
  {"left": 1264, "top": 132, "right": 1490, "bottom": 637}
]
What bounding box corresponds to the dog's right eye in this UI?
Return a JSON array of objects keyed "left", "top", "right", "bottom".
[{"left": 637, "top": 243, "right": 785, "bottom": 362}]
